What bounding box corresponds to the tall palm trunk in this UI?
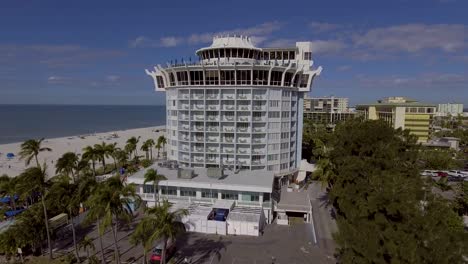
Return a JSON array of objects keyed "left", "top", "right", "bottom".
[
  {"left": 153, "top": 182, "right": 157, "bottom": 206},
  {"left": 35, "top": 154, "right": 40, "bottom": 169},
  {"left": 161, "top": 238, "right": 167, "bottom": 264},
  {"left": 41, "top": 195, "right": 53, "bottom": 260},
  {"left": 69, "top": 208, "right": 80, "bottom": 262},
  {"left": 110, "top": 221, "right": 120, "bottom": 264},
  {"left": 113, "top": 157, "right": 118, "bottom": 171},
  {"left": 143, "top": 248, "right": 147, "bottom": 264},
  {"left": 150, "top": 149, "right": 153, "bottom": 160},
  {"left": 92, "top": 160, "right": 96, "bottom": 176},
  {"left": 97, "top": 219, "right": 105, "bottom": 264}
]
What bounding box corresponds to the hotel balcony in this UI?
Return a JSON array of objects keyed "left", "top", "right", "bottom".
[
  {"left": 206, "top": 158, "right": 220, "bottom": 164},
  {"left": 205, "top": 126, "right": 219, "bottom": 132},
  {"left": 207, "top": 115, "right": 219, "bottom": 121},
  {"left": 252, "top": 116, "right": 267, "bottom": 122},
  {"left": 192, "top": 135, "right": 205, "bottom": 143},
  {"left": 237, "top": 126, "right": 250, "bottom": 133},
  {"left": 179, "top": 144, "right": 190, "bottom": 152},
  {"left": 192, "top": 115, "right": 205, "bottom": 121},
  {"left": 191, "top": 92, "right": 205, "bottom": 100},
  {"left": 191, "top": 104, "right": 205, "bottom": 111},
  {"left": 206, "top": 136, "right": 219, "bottom": 143},
  {"left": 192, "top": 124, "right": 204, "bottom": 132},
  {"left": 237, "top": 115, "right": 251, "bottom": 122},
  {"left": 252, "top": 147, "right": 266, "bottom": 154},
  {"left": 206, "top": 104, "right": 220, "bottom": 111},
  {"left": 180, "top": 93, "right": 190, "bottom": 100},
  {"left": 253, "top": 93, "right": 267, "bottom": 100},
  {"left": 252, "top": 105, "right": 266, "bottom": 111},
  {"left": 251, "top": 159, "right": 267, "bottom": 165},
  {"left": 237, "top": 147, "right": 250, "bottom": 155},
  {"left": 206, "top": 146, "right": 220, "bottom": 153},
  {"left": 222, "top": 136, "right": 235, "bottom": 144},
  {"left": 222, "top": 125, "right": 235, "bottom": 133},
  {"left": 222, "top": 104, "right": 236, "bottom": 111},
  {"left": 178, "top": 134, "right": 190, "bottom": 141},
  {"left": 221, "top": 115, "right": 235, "bottom": 122},
  {"left": 180, "top": 155, "right": 190, "bottom": 162},
  {"left": 221, "top": 146, "right": 235, "bottom": 154},
  {"left": 237, "top": 94, "right": 251, "bottom": 100},
  {"left": 221, "top": 90, "right": 235, "bottom": 100},
  {"left": 206, "top": 93, "right": 219, "bottom": 100},
  {"left": 237, "top": 137, "right": 250, "bottom": 144},
  {"left": 237, "top": 105, "right": 251, "bottom": 111},
  {"left": 252, "top": 137, "right": 266, "bottom": 144},
  {"left": 192, "top": 156, "right": 205, "bottom": 163}
]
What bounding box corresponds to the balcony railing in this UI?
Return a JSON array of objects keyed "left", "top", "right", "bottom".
[
  {"left": 206, "top": 126, "right": 218, "bottom": 132},
  {"left": 206, "top": 94, "right": 219, "bottom": 99},
  {"left": 223, "top": 127, "right": 235, "bottom": 133},
  {"left": 237, "top": 138, "right": 249, "bottom": 144},
  {"left": 224, "top": 105, "right": 235, "bottom": 111},
  {"left": 238, "top": 116, "right": 250, "bottom": 122},
  {"left": 238, "top": 106, "right": 250, "bottom": 111},
  {"left": 224, "top": 138, "right": 234, "bottom": 143},
  {"left": 237, "top": 128, "right": 249, "bottom": 133},
  {"left": 253, "top": 95, "right": 266, "bottom": 100},
  {"left": 207, "top": 137, "right": 219, "bottom": 143},
  {"left": 223, "top": 95, "right": 235, "bottom": 100},
  {"left": 237, "top": 149, "right": 250, "bottom": 154},
  {"left": 223, "top": 148, "right": 234, "bottom": 153}
]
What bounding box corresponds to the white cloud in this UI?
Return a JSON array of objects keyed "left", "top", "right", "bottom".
[
  {"left": 106, "top": 75, "right": 120, "bottom": 82},
  {"left": 354, "top": 24, "right": 467, "bottom": 53},
  {"left": 357, "top": 72, "right": 468, "bottom": 90},
  {"left": 131, "top": 21, "right": 282, "bottom": 48},
  {"left": 47, "top": 76, "right": 69, "bottom": 84},
  {"left": 309, "top": 22, "right": 340, "bottom": 33}
]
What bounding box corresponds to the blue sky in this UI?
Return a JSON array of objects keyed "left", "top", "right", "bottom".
[{"left": 0, "top": 0, "right": 467, "bottom": 106}]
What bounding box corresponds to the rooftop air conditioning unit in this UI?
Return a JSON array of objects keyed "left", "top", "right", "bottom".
[
  {"left": 177, "top": 168, "right": 194, "bottom": 179},
  {"left": 207, "top": 168, "right": 224, "bottom": 179}
]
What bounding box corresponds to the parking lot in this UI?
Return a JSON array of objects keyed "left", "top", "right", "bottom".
[{"left": 170, "top": 223, "right": 335, "bottom": 264}]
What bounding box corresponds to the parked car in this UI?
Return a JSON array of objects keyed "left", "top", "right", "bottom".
[
  {"left": 437, "top": 171, "right": 448, "bottom": 177},
  {"left": 149, "top": 238, "right": 176, "bottom": 264},
  {"left": 448, "top": 176, "right": 464, "bottom": 182},
  {"left": 421, "top": 170, "right": 437, "bottom": 176}
]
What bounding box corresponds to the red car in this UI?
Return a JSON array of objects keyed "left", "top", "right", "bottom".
[
  {"left": 437, "top": 171, "right": 448, "bottom": 177},
  {"left": 149, "top": 239, "right": 176, "bottom": 264}
]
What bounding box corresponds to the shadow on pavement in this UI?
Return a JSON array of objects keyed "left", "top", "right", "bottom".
[{"left": 173, "top": 233, "right": 231, "bottom": 264}]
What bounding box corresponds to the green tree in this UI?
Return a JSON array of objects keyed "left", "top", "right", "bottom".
[
  {"left": 47, "top": 177, "right": 79, "bottom": 261},
  {"left": 78, "top": 236, "right": 96, "bottom": 260},
  {"left": 130, "top": 217, "right": 155, "bottom": 264},
  {"left": 418, "top": 149, "right": 458, "bottom": 170},
  {"left": 94, "top": 142, "right": 111, "bottom": 171},
  {"left": 157, "top": 135, "right": 167, "bottom": 158},
  {"left": 18, "top": 138, "right": 52, "bottom": 169},
  {"left": 319, "top": 119, "right": 467, "bottom": 263},
  {"left": 82, "top": 146, "right": 99, "bottom": 176},
  {"left": 126, "top": 136, "right": 140, "bottom": 159},
  {"left": 0, "top": 175, "right": 18, "bottom": 210},
  {"left": 87, "top": 176, "right": 139, "bottom": 264},
  {"left": 55, "top": 152, "right": 79, "bottom": 182},
  {"left": 143, "top": 169, "right": 166, "bottom": 206},
  {"left": 84, "top": 184, "right": 107, "bottom": 264},
  {"left": 16, "top": 166, "right": 54, "bottom": 260},
  {"left": 141, "top": 141, "right": 150, "bottom": 160},
  {"left": 107, "top": 142, "right": 119, "bottom": 171},
  {"left": 145, "top": 200, "right": 188, "bottom": 264}
]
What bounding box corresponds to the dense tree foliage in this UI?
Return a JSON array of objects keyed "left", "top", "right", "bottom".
[{"left": 316, "top": 119, "right": 467, "bottom": 263}]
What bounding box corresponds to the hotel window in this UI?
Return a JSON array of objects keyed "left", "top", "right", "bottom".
[
  {"left": 283, "top": 51, "right": 289, "bottom": 60},
  {"left": 282, "top": 101, "right": 290, "bottom": 108},
  {"left": 263, "top": 193, "right": 271, "bottom": 202},
  {"left": 289, "top": 51, "right": 295, "bottom": 60},
  {"left": 169, "top": 73, "right": 176, "bottom": 86},
  {"left": 176, "top": 71, "right": 189, "bottom": 85},
  {"left": 220, "top": 70, "right": 235, "bottom": 85},
  {"left": 143, "top": 184, "right": 155, "bottom": 194},
  {"left": 281, "top": 132, "right": 289, "bottom": 139},
  {"left": 268, "top": 122, "right": 280, "bottom": 129},
  {"left": 226, "top": 49, "right": 231, "bottom": 58},
  {"left": 268, "top": 165, "right": 279, "bottom": 171},
  {"left": 201, "top": 188, "right": 217, "bottom": 198},
  {"left": 270, "top": 71, "right": 282, "bottom": 86},
  {"left": 268, "top": 133, "right": 280, "bottom": 140},
  {"left": 161, "top": 186, "right": 177, "bottom": 196},
  {"left": 156, "top": 76, "right": 165, "bottom": 88},
  {"left": 268, "top": 111, "right": 280, "bottom": 118},
  {"left": 282, "top": 90, "right": 291, "bottom": 97},
  {"left": 263, "top": 52, "right": 269, "bottom": 60},
  {"left": 281, "top": 142, "right": 289, "bottom": 149},
  {"left": 280, "top": 163, "right": 289, "bottom": 170},
  {"left": 221, "top": 190, "right": 238, "bottom": 200},
  {"left": 253, "top": 70, "right": 268, "bottom": 85},
  {"left": 242, "top": 192, "right": 260, "bottom": 202},
  {"left": 190, "top": 71, "right": 204, "bottom": 85},
  {"left": 268, "top": 154, "right": 279, "bottom": 161},
  {"left": 268, "top": 143, "right": 280, "bottom": 151},
  {"left": 219, "top": 49, "right": 225, "bottom": 58},
  {"left": 270, "top": 51, "right": 276, "bottom": 60},
  {"left": 299, "top": 74, "right": 309, "bottom": 88},
  {"left": 209, "top": 49, "right": 215, "bottom": 59},
  {"left": 269, "top": 100, "right": 280, "bottom": 108},
  {"left": 205, "top": 70, "right": 219, "bottom": 85},
  {"left": 281, "top": 111, "right": 290, "bottom": 118},
  {"left": 284, "top": 72, "right": 293, "bottom": 86},
  {"left": 281, "top": 153, "right": 289, "bottom": 159},
  {"left": 180, "top": 187, "right": 196, "bottom": 197},
  {"left": 303, "top": 52, "right": 312, "bottom": 60},
  {"left": 236, "top": 70, "right": 251, "bottom": 85}
]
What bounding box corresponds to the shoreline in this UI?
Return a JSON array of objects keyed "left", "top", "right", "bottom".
[{"left": 0, "top": 125, "right": 166, "bottom": 178}]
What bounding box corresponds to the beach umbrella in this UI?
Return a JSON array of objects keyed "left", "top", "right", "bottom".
[{"left": 6, "top": 153, "right": 14, "bottom": 159}]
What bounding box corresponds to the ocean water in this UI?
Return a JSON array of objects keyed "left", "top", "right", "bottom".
[{"left": 0, "top": 105, "right": 166, "bottom": 144}]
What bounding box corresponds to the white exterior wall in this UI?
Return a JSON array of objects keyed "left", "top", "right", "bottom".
[
  {"left": 437, "top": 103, "right": 464, "bottom": 115},
  {"left": 394, "top": 107, "right": 406, "bottom": 129},
  {"left": 166, "top": 87, "right": 299, "bottom": 172}
]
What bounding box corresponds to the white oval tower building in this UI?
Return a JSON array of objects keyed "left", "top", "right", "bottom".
[{"left": 146, "top": 36, "right": 322, "bottom": 173}]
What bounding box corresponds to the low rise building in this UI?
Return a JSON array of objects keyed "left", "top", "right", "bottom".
[
  {"left": 437, "top": 103, "right": 464, "bottom": 116},
  {"left": 356, "top": 97, "right": 436, "bottom": 143},
  {"left": 303, "top": 96, "right": 355, "bottom": 125}
]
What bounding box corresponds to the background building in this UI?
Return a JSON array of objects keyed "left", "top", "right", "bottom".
[
  {"left": 356, "top": 97, "right": 436, "bottom": 143},
  {"left": 303, "top": 96, "right": 348, "bottom": 113},
  {"left": 437, "top": 103, "right": 464, "bottom": 116},
  {"left": 303, "top": 96, "right": 355, "bottom": 125}
]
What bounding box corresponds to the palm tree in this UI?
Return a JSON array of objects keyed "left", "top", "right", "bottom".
[
  {"left": 87, "top": 176, "right": 139, "bottom": 264},
  {"left": 82, "top": 146, "right": 99, "bottom": 176},
  {"left": 16, "top": 166, "right": 53, "bottom": 260},
  {"left": 141, "top": 142, "right": 150, "bottom": 160},
  {"left": 19, "top": 138, "right": 51, "bottom": 169},
  {"left": 130, "top": 217, "right": 154, "bottom": 264},
  {"left": 146, "top": 200, "right": 188, "bottom": 264},
  {"left": 114, "top": 149, "right": 128, "bottom": 171},
  {"left": 55, "top": 152, "right": 79, "bottom": 182},
  {"left": 157, "top": 136, "right": 167, "bottom": 158},
  {"left": 78, "top": 236, "right": 95, "bottom": 260},
  {"left": 84, "top": 185, "right": 107, "bottom": 264},
  {"left": 126, "top": 136, "right": 140, "bottom": 158},
  {"left": 146, "top": 139, "right": 155, "bottom": 160},
  {"left": 155, "top": 141, "right": 162, "bottom": 159},
  {"left": 107, "top": 143, "right": 119, "bottom": 171},
  {"left": 0, "top": 175, "right": 18, "bottom": 210},
  {"left": 94, "top": 142, "right": 110, "bottom": 171},
  {"left": 47, "top": 176, "right": 80, "bottom": 261},
  {"left": 143, "top": 169, "right": 166, "bottom": 206}
]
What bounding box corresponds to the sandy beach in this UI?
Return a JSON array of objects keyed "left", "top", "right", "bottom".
[{"left": 0, "top": 126, "right": 166, "bottom": 177}]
